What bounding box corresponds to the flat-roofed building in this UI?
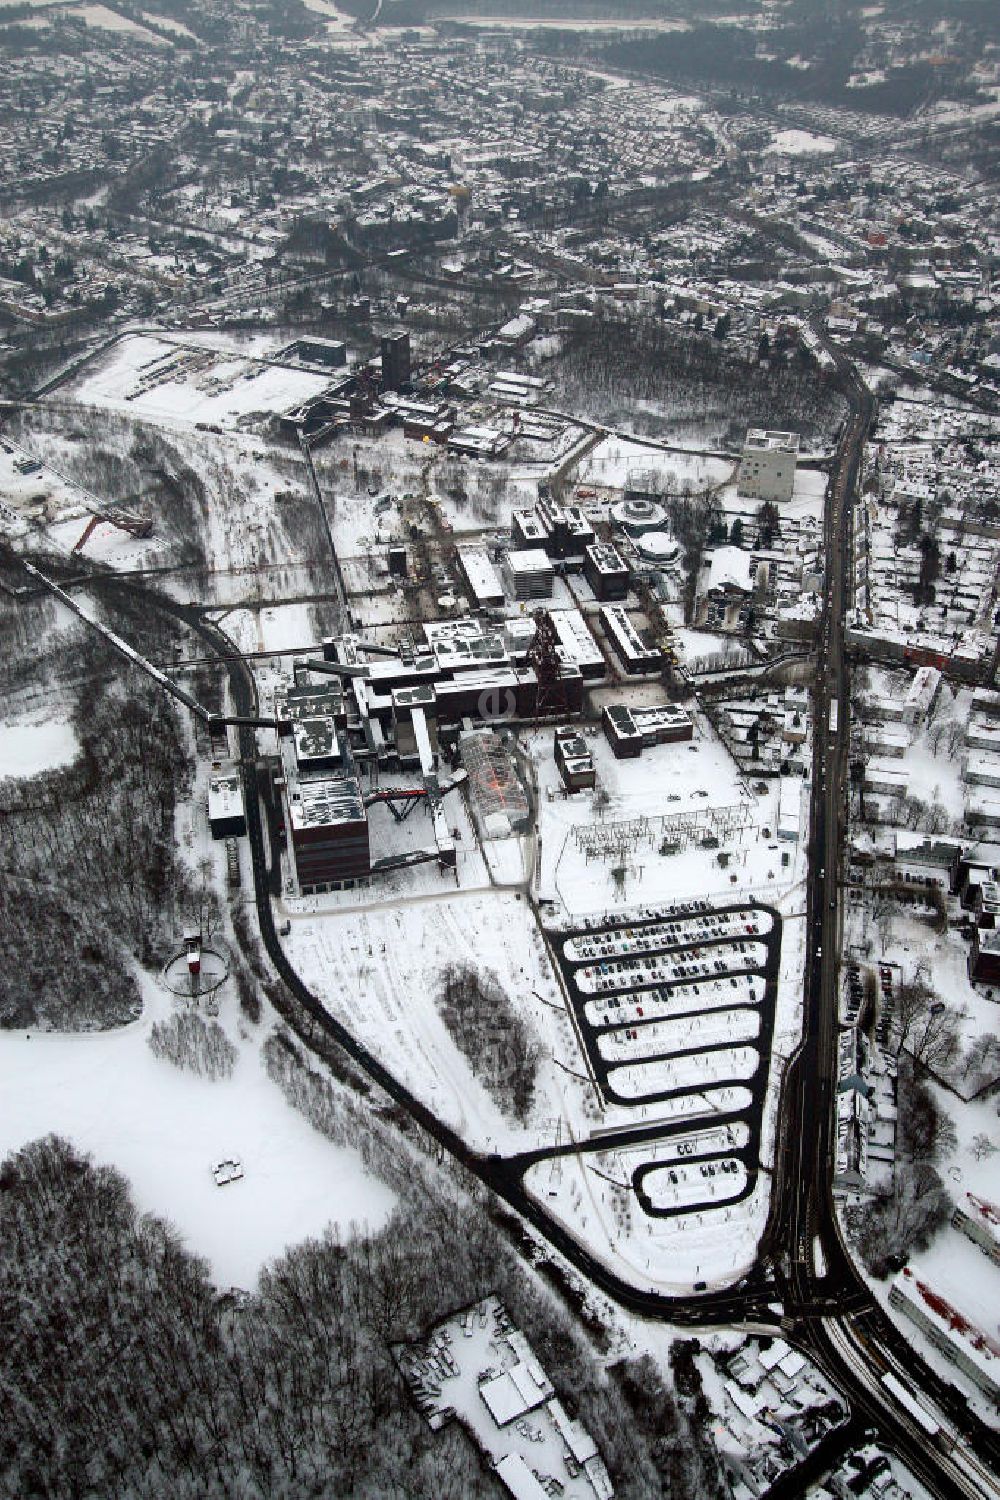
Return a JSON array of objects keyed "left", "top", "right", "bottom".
[
  {"left": 286, "top": 769, "right": 370, "bottom": 892},
  {"left": 599, "top": 605, "right": 661, "bottom": 674},
  {"left": 953, "top": 1193, "right": 1000, "bottom": 1266},
  {"left": 553, "top": 725, "right": 596, "bottom": 790},
  {"left": 547, "top": 607, "right": 605, "bottom": 680},
  {"left": 208, "top": 760, "right": 246, "bottom": 839},
  {"left": 737, "top": 428, "right": 799, "bottom": 503},
  {"left": 503, "top": 548, "right": 554, "bottom": 602},
  {"left": 889, "top": 1266, "right": 1000, "bottom": 1402},
  {"left": 584, "top": 542, "right": 630, "bottom": 601},
  {"left": 602, "top": 701, "right": 693, "bottom": 758},
  {"left": 292, "top": 715, "right": 343, "bottom": 776},
  {"left": 459, "top": 546, "right": 504, "bottom": 609}
]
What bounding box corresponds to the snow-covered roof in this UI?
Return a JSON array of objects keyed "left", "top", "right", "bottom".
[{"left": 707, "top": 546, "right": 755, "bottom": 594}]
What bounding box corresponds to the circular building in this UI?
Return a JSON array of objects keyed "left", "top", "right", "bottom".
[
  {"left": 634, "top": 530, "right": 681, "bottom": 568},
  {"left": 610, "top": 497, "right": 668, "bottom": 538}
]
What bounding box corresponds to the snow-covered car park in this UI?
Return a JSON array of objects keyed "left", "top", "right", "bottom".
[
  {"left": 636, "top": 1155, "right": 749, "bottom": 1213},
  {"left": 548, "top": 900, "right": 779, "bottom": 1222}
]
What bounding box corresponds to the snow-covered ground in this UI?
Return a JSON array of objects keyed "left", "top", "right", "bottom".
[
  {"left": 527, "top": 718, "right": 806, "bottom": 918},
  {"left": 0, "top": 981, "right": 394, "bottom": 1289},
  {"left": 525, "top": 1145, "right": 772, "bottom": 1294},
  {"left": 574, "top": 436, "right": 733, "bottom": 494},
  {"left": 258, "top": 602, "right": 321, "bottom": 654},
  {"left": 281, "top": 889, "right": 591, "bottom": 1153},
  {"left": 70, "top": 334, "right": 335, "bottom": 430},
  {"left": 0, "top": 717, "right": 80, "bottom": 779},
  {"left": 765, "top": 128, "right": 839, "bottom": 155}
]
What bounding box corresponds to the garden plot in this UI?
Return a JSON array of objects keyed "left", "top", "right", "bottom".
[
  {"left": 583, "top": 974, "right": 764, "bottom": 1029},
  {"left": 597, "top": 1008, "right": 760, "bottom": 1064},
  {"left": 0, "top": 984, "right": 395, "bottom": 1290},
  {"left": 639, "top": 1158, "right": 748, "bottom": 1211},
  {"left": 70, "top": 334, "right": 334, "bottom": 429},
  {"left": 607, "top": 1046, "right": 761, "bottom": 1102}
]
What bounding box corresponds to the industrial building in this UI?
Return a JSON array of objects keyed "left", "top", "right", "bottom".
[
  {"left": 583, "top": 542, "right": 630, "bottom": 602},
  {"left": 504, "top": 548, "right": 554, "bottom": 602},
  {"left": 266, "top": 605, "right": 594, "bottom": 892},
  {"left": 737, "top": 429, "right": 799, "bottom": 503},
  {"left": 285, "top": 771, "right": 371, "bottom": 892},
  {"left": 546, "top": 608, "right": 605, "bottom": 680},
  {"left": 380, "top": 329, "right": 411, "bottom": 391},
  {"left": 511, "top": 497, "right": 595, "bottom": 559},
  {"left": 459, "top": 546, "right": 505, "bottom": 609},
  {"left": 602, "top": 702, "right": 693, "bottom": 758},
  {"left": 599, "top": 605, "right": 662, "bottom": 674},
  {"left": 553, "top": 725, "right": 596, "bottom": 791},
  {"left": 207, "top": 761, "right": 247, "bottom": 839},
  {"left": 281, "top": 336, "right": 347, "bottom": 368}
]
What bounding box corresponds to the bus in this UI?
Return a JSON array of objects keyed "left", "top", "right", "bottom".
[{"left": 828, "top": 698, "right": 839, "bottom": 739}]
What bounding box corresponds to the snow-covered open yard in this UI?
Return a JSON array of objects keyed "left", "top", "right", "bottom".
[
  {"left": 70, "top": 334, "right": 335, "bottom": 430},
  {"left": 0, "top": 987, "right": 395, "bottom": 1289},
  {"left": 574, "top": 437, "right": 733, "bottom": 495},
  {"left": 0, "top": 718, "right": 80, "bottom": 779},
  {"left": 280, "top": 890, "right": 586, "bottom": 1153}
]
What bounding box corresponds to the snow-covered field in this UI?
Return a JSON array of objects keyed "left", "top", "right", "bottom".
[
  {"left": 70, "top": 334, "right": 335, "bottom": 430},
  {"left": 575, "top": 437, "right": 733, "bottom": 494},
  {"left": 0, "top": 984, "right": 395, "bottom": 1289},
  {"left": 765, "top": 128, "right": 839, "bottom": 155},
  {"left": 281, "top": 890, "right": 591, "bottom": 1153},
  {"left": 0, "top": 718, "right": 80, "bottom": 779}
]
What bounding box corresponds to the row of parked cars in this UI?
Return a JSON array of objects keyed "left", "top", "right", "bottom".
[
  {"left": 577, "top": 940, "right": 766, "bottom": 995},
  {"left": 565, "top": 907, "right": 768, "bottom": 965}
]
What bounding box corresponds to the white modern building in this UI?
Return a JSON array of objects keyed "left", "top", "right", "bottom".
[{"left": 737, "top": 429, "right": 799, "bottom": 503}]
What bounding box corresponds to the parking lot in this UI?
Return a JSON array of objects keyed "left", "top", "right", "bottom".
[{"left": 547, "top": 899, "right": 781, "bottom": 1221}]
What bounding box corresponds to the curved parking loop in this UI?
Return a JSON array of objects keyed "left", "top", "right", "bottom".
[{"left": 635, "top": 1156, "right": 750, "bottom": 1216}]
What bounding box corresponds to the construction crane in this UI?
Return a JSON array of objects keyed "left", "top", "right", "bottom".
[{"left": 72, "top": 506, "right": 153, "bottom": 556}]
